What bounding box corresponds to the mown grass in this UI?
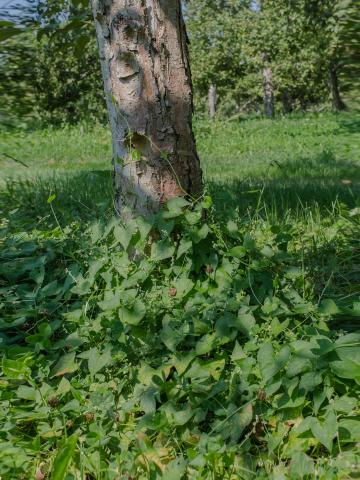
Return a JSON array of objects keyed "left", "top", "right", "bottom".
[
  {"left": 0, "top": 112, "right": 359, "bottom": 479},
  {"left": 2, "top": 111, "right": 360, "bottom": 215}
]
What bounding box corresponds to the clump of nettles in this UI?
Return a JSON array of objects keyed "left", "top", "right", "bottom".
[{"left": 0, "top": 197, "right": 359, "bottom": 479}]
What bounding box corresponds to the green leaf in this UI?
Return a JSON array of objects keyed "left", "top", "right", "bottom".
[
  {"left": 51, "top": 434, "right": 78, "bottom": 480},
  {"left": 140, "top": 386, "right": 157, "bottom": 414},
  {"left": 243, "top": 233, "right": 256, "bottom": 250},
  {"left": 258, "top": 344, "right": 290, "bottom": 383},
  {"left": 87, "top": 347, "right": 112, "bottom": 378},
  {"left": 230, "top": 403, "right": 253, "bottom": 443},
  {"left": 172, "top": 276, "right": 194, "bottom": 298},
  {"left": 2, "top": 357, "right": 31, "bottom": 380},
  {"left": 56, "top": 377, "right": 71, "bottom": 396},
  {"left": 162, "top": 457, "right": 187, "bottom": 480},
  {"left": 299, "top": 372, "right": 322, "bottom": 393},
  {"left": 160, "top": 317, "right": 186, "bottom": 352},
  {"left": 338, "top": 418, "right": 360, "bottom": 443},
  {"left": 228, "top": 246, "right": 247, "bottom": 259},
  {"left": 289, "top": 452, "right": 314, "bottom": 478},
  {"left": 190, "top": 223, "right": 209, "bottom": 243},
  {"left": 51, "top": 353, "right": 78, "bottom": 378},
  {"left": 318, "top": 298, "right": 339, "bottom": 316},
  {"left": 330, "top": 357, "right": 360, "bottom": 384},
  {"left": 176, "top": 239, "right": 193, "bottom": 259},
  {"left": 231, "top": 341, "right": 247, "bottom": 361},
  {"left": 16, "top": 385, "right": 37, "bottom": 401},
  {"left": 114, "top": 224, "right": 133, "bottom": 250},
  {"left": 235, "top": 312, "right": 256, "bottom": 337},
  {"left": 310, "top": 410, "right": 337, "bottom": 452},
  {"left": 195, "top": 333, "right": 217, "bottom": 355},
  {"left": 163, "top": 197, "right": 189, "bottom": 218},
  {"left": 151, "top": 239, "right": 175, "bottom": 261},
  {"left": 47, "top": 194, "right": 56, "bottom": 204},
  {"left": 119, "top": 299, "right": 146, "bottom": 326}
]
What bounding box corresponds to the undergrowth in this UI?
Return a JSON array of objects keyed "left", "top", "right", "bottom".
[{"left": 1, "top": 195, "right": 359, "bottom": 479}]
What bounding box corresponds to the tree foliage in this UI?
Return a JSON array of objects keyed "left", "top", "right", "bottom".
[{"left": 0, "top": 0, "right": 359, "bottom": 126}]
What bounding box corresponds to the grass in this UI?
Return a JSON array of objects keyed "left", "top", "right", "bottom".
[
  {"left": 1, "top": 111, "right": 360, "bottom": 219},
  {"left": 0, "top": 111, "right": 359, "bottom": 479}
]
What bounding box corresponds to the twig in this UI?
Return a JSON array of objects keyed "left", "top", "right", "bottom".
[{"left": 1, "top": 152, "right": 29, "bottom": 168}]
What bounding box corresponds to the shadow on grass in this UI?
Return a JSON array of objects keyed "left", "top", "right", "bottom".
[
  {"left": 0, "top": 170, "right": 114, "bottom": 232},
  {"left": 1, "top": 152, "right": 359, "bottom": 233},
  {"left": 208, "top": 178, "right": 359, "bottom": 220},
  {"left": 208, "top": 149, "right": 360, "bottom": 220},
  {"left": 335, "top": 114, "right": 360, "bottom": 135}
]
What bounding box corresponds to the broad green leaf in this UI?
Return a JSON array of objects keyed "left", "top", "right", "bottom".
[
  {"left": 114, "top": 224, "right": 133, "bottom": 250},
  {"left": 235, "top": 312, "right": 256, "bottom": 337},
  {"left": 338, "top": 418, "right": 360, "bottom": 443},
  {"left": 195, "top": 333, "right": 217, "bottom": 355},
  {"left": 56, "top": 377, "right": 71, "bottom": 396},
  {"left": 289, "top": 452, "right": 314, "bottom": 478},
  {"left": 243, "top": 233, "right": 256, "bottom": 250},
  {"left": 310, "top": 410, "right": 337, "bottom": 452},
  {"left": 330, "top": 357, "right": 360, "bottom": 384},
  {"left": 119, "top": 299, "right": 146, "bottom": 325},
  {"left": 228, "top": 246, "right": 247, "bottom": 259},
  {"left": 162, "top": 457, "right": 187, "bottom": 480},
  {"left": 299, "top": 372, "right": 322, "bottom": 393},
  {"left": 332, "top": 396, "right": 357, "bottom": 413},
  {"left": 172, "top": 276, "right": 194, "bottom": 298},
  {"left": 151, "top": 239, "right": 175, "bottom": 261},
  {"left": 140, "top": 386, "right": 157, "bottom": 414},
  {"left": 231, "top": 341, "right": 247, "bottom": 361},
  {"left": 230, "top": 403, "right": 253, "bottom": 443},
  {"left": 318, "top": 298, "right": 339, "bottom": 315},
  {"left": 98, "top": 288, "right": 122, "bottom": 311},
  {"left": 258, "top": 344, "right": 290, "bottom": 383},
  {"left": 160, "top": 317, "right": 186, "bottom": 352},
  {"left": 190, "top": 223, "right": 209, "bottom": 243},
  {"left": 172, "top": 352, "right": 195, "bottom": 375},
  {"left": 87, "top": 347, "right": 112, "bottom": 378},
  {"left": 51, "top": 434, "right": 78, "bottom": 480},
  {"left": 2, "top": 357, "right": 31, "bottom": 380},
  {"left": 163, "top": 197, "right": 189, "bottom": 218},
  {"left": 176, "top": 238, "right": 193, "bottom": 259},
  {"left": 16, "top": 385, "right": 37, "bottom": 401},
  {"left": 51, "top": 353, "right": 78, "bottom": 378}
]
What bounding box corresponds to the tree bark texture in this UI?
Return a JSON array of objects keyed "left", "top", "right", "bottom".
[
  {"left": 329, "top": 65, "right": 346, "bottom": 111},
  {"left": 208, "top": 84, "right": 216, "bottom": 119},
  {"left": 91, "top": 0, "right": 203, "bottom": 217}
]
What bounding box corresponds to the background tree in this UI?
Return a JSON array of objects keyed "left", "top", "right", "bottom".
[{"left": 0, "top": 0, "right": 358, "bottom": 128}]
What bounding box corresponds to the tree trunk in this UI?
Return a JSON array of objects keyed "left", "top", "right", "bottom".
[
  {"left": 208, "top": 84, "right": 216, "bottom": 119},
  {"left": 262, "top": 55, "right": 274, "bottom": 118},
  {"left": 91, "top": 0, "right": 203, "bottom": 217},
  {"left": 329, "top": 65, "right": 346, "bottom": 111},
  {"left": 281, "top": 92, "right": 292, "bottom": 114}
]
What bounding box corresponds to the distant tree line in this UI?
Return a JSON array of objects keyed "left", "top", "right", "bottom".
[{"left": 0, "top": 0, "right": 359, "bottom": 128}]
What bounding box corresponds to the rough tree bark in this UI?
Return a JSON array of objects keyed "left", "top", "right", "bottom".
[
  {"left": 208, "top": 84, "right": 216, "bottom": 119},
  {"left": 262, "top": 53, "right": 274, "bottom": 118},
  {"left": 91, "top": 0, "right": 203, "bottom": 217},
  {"left": 329, "top": 65, "right": 347, "bottom": 111}
]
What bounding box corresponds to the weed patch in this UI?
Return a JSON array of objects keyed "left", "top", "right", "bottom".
[{"left": 1, "top": 196, "right": 359, "bottom": 478}]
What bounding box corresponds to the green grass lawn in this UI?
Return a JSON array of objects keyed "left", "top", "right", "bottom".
[
  {"left": 1, "top": 111, "right": 359, "bottom": 222},
  {"left": 0, "top": 112, "right": 359, "bottom": 479}
]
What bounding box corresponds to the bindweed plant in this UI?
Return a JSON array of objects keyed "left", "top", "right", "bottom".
[{"left": 0, "top": 196, "right": 359, "bottom": 479}]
